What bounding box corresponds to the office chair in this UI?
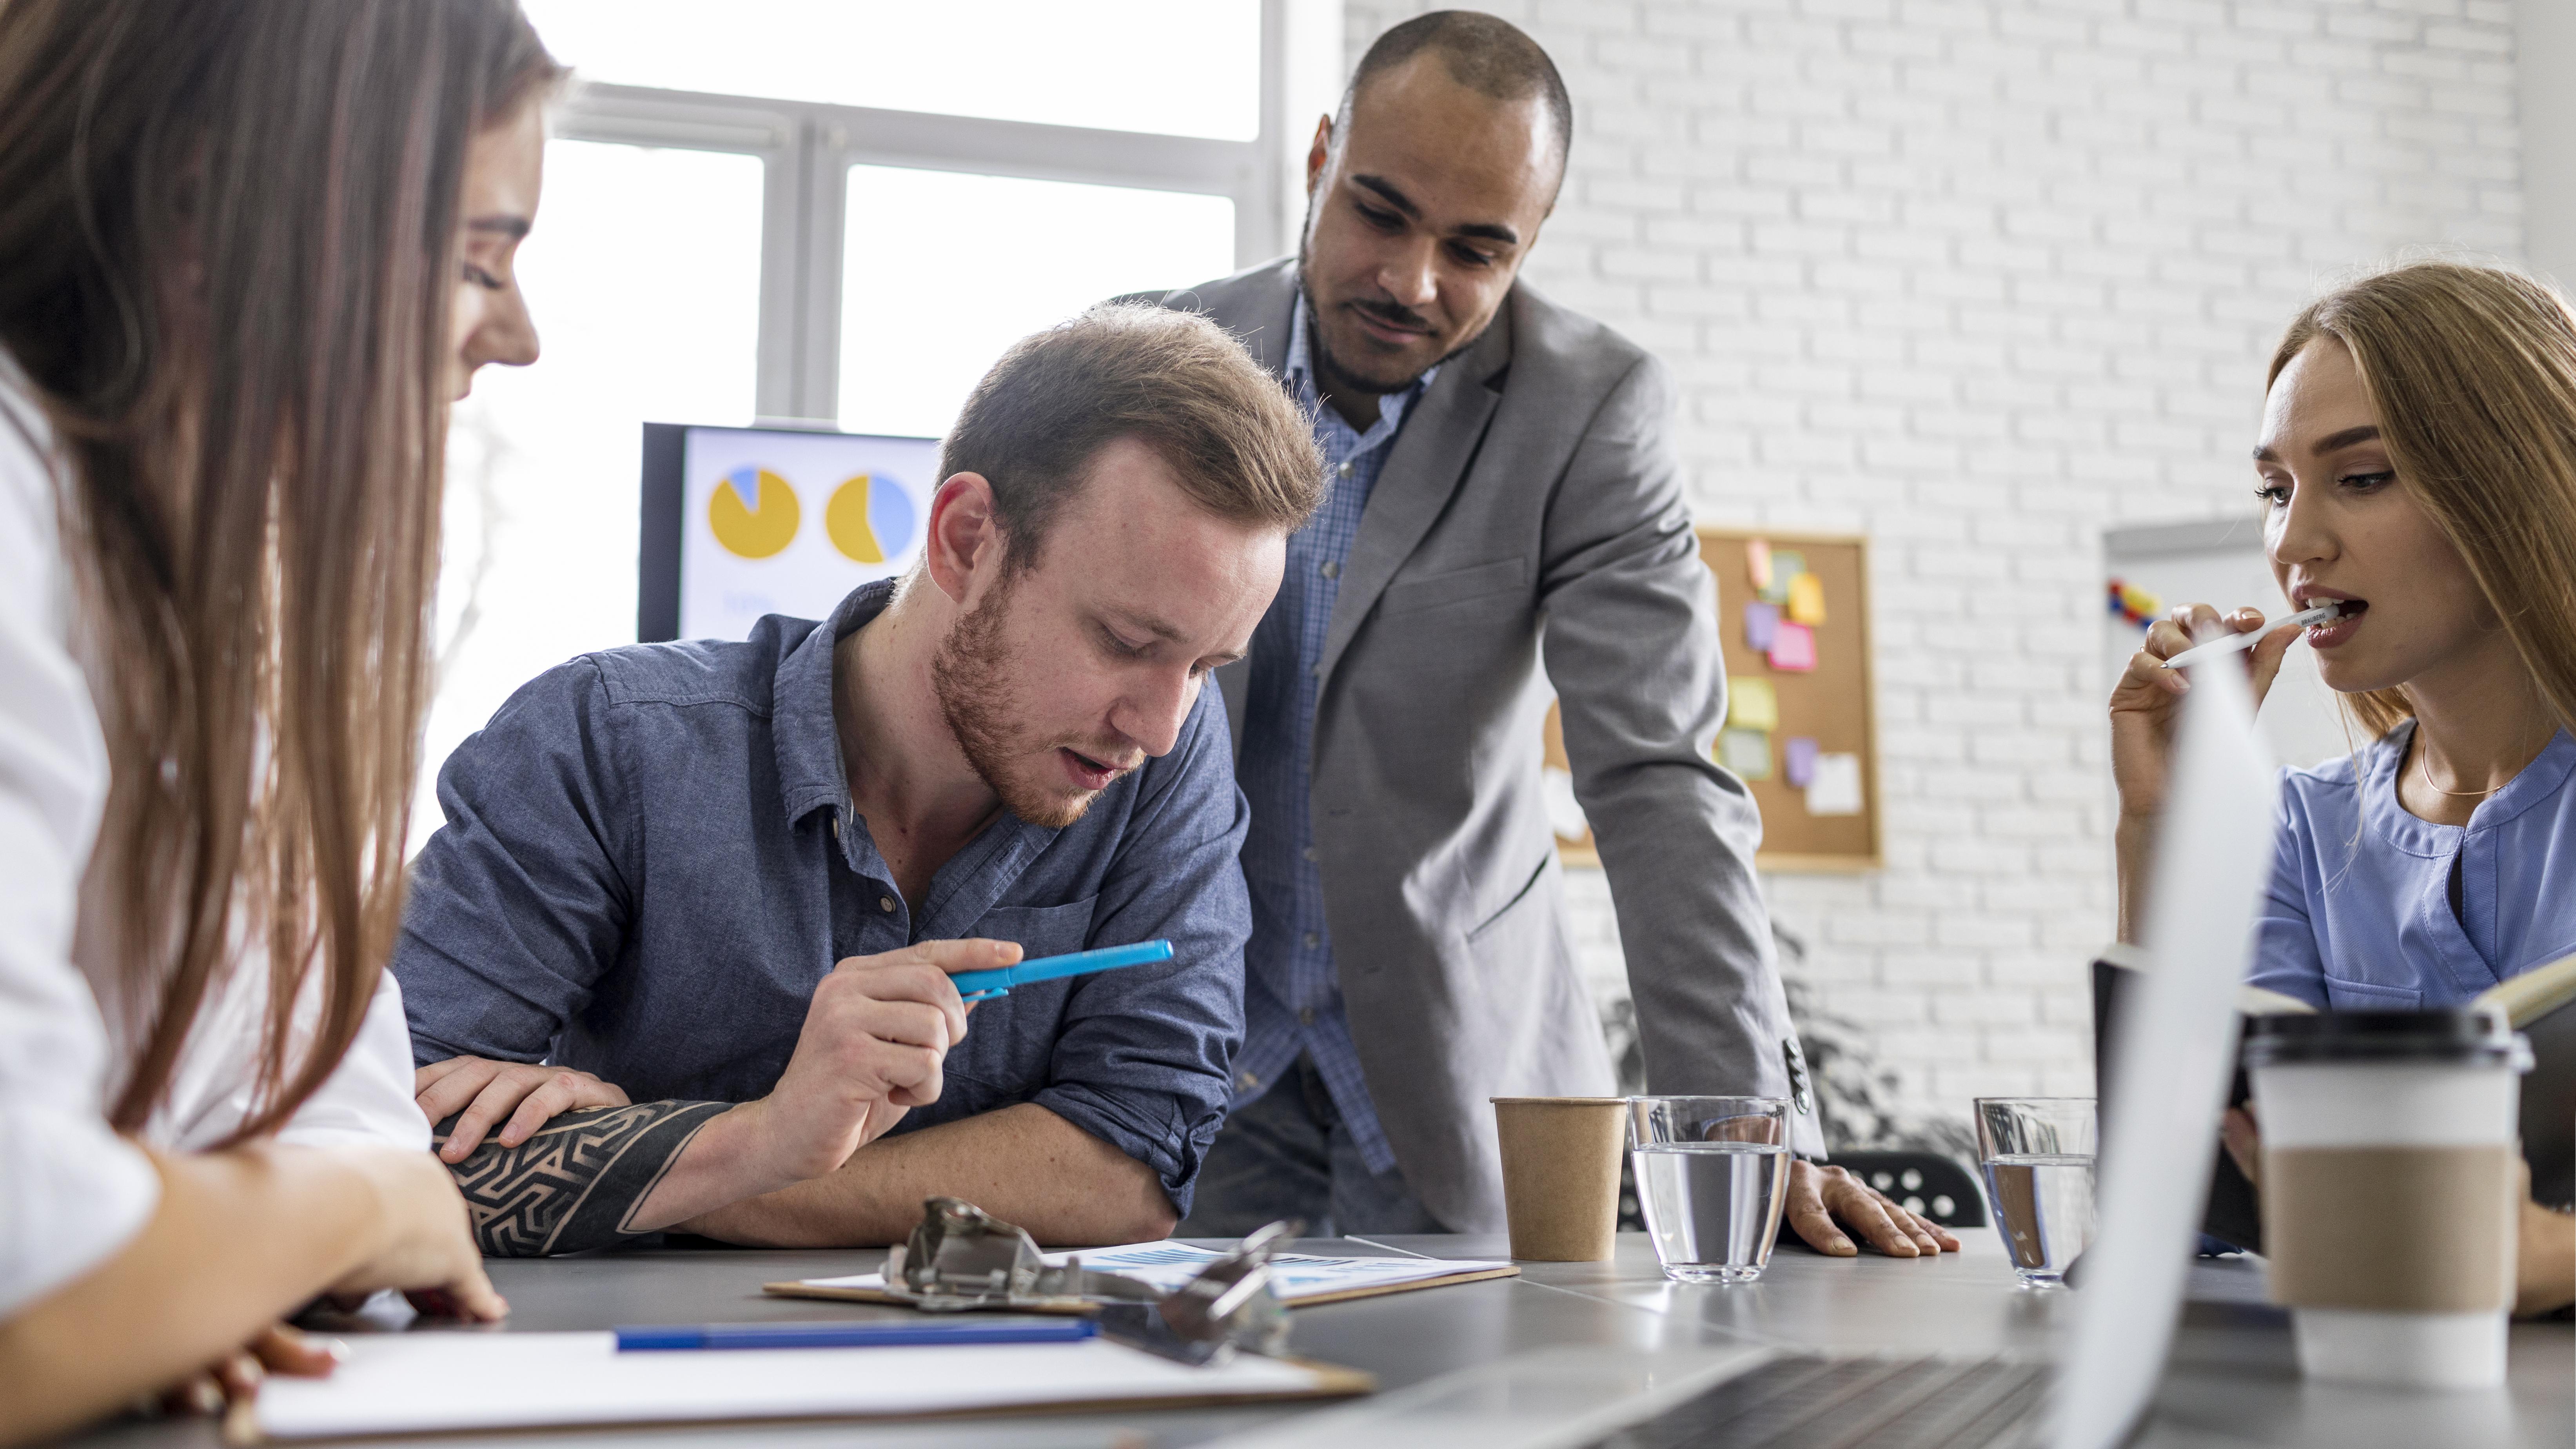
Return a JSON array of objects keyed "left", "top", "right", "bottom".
[{"left": 1823, "top": 1151, "right": 1988, "bottom": 1228}]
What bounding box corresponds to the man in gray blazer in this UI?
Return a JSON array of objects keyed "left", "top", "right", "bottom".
[{"left": 1141, "top": 12, "right": 1955, "bottom": 1258}]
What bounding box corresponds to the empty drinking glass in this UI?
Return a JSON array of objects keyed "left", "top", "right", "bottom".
[
  {"left": 1973, "top": 1097, "right": 2097, "bottom": 1287},
  {"left": 1627, "top": 1096, "right": 1792, "bottom": 1283}
]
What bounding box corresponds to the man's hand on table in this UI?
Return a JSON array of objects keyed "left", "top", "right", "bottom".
[
  {"left": 1783, "top": 1160, "right": 1962, "bottom": 1258},
  {"left": 416, "top": 1058, "right": 632, "bottom": 1163}
]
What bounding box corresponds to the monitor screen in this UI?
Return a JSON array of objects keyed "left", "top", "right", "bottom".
[{"left": 639, "top": 422, "right": 940, "bottom": 642}]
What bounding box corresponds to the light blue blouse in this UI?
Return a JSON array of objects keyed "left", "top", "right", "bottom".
[{"left": 2255, "top": 719, "right": 2576, "bottom": 1009}]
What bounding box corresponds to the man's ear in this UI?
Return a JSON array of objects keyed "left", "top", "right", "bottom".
[
  {"left": 1305, "top": 114, "right": 1332, "bottom": 196},
  {"left": 924, "top": 472, "right": 1002, "bottom": 604}
]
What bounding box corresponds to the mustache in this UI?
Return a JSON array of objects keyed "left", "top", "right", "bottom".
[{"left": 1349, "top": 296, "right": 1431, "bottom": 333}]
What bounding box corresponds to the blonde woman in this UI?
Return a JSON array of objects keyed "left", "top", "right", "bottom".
[
  {"left": 2109, "top": 260, "right": 2576, "bottom": 1317},
  {"left": 0, "top": 1, "right": 562, "bottom": 1440}
]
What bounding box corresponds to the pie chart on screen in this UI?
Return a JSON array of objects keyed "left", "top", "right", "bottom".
[
  {"left": 709, "top": 466, "right": 799, "bottom": 559},
  {"left": 826, "top": 473, "right": 918, "bottom": 564}
]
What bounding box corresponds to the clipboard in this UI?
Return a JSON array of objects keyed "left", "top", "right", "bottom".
[
  {"left": 764, "top": 1262, "right": 1521, "bottom": 1311},
  {"left": 765, "top": 1241, "right": 1520, "bottom": 1313},
  {"left": 244, "top": 1330, "right": 1375, "bottom": 1442}
]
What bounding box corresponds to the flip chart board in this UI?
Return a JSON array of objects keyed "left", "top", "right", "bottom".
[{"left": 1547, "top": 526, "right": 1881, "bottom": 873}]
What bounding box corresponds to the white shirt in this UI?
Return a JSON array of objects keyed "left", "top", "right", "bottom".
[{"left": 0, "top": 359, "right": 427, "bottom": 1320}]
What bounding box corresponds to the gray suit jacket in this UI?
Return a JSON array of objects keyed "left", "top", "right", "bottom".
[{"left": 1135, "top": 260, "right": 1813, "bottom": 1231}]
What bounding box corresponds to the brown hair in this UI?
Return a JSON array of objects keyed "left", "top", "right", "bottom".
[
  {"left": 938, "top": 303, "right": 1326, "bottom": 571},
  {"left": 2267, "top": 261, "right": 2576, "bottom": 742},
  {"left": 0, "top": 0, "right": 562, "bottom": 1140}
]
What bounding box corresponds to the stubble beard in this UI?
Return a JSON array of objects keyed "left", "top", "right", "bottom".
[{"left": 931, "top": 572, "right": 1093, "bottom": 831}]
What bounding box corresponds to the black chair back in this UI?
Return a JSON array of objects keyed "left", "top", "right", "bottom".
[{"left": 1826, "top": 1150, "right": 1987, "bottom": 1228}]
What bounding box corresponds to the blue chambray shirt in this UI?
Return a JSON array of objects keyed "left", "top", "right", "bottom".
[
  {"left": 394, "top": 579, "right": 1250, "bottom": 1210},
  {"left": 2256, "top": 720, "right": 2576, "bottom": 1009},
  {"left": 1231, "top": 296, "right": 1438, "bottom": 1176}
]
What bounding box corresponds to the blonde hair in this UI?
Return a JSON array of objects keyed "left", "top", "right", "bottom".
[{"left": 2267, "top": 261, "right": 2576, "bottom": 740}]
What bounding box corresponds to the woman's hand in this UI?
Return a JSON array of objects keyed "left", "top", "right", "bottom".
[
  {"left": 329, "top": 1149, "right": 508, "bottom": 1321},
  {"left": 153, "top": 1323, "right": 339, "bottom": 1425},
  {"left": 2110, "top": 604, "right": 2300, "bottom": 938},
  {"left": 2109, "top": 603, "right": 2299, "bottom": 822}
]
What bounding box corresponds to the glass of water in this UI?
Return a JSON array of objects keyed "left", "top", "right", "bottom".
[
  {"left": 1627, "top": 1096, "right": 1792, "bottom": 1283},
  {"left": 1973, "top": 1097, "right": 2097, "bottom": 1287}
]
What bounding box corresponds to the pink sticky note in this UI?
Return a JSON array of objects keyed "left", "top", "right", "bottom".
[
  {"left": 1768, "top": 621, "right": 1816, "bottom": 672},
  {"left": 1784, "top": 735, "right": 1819, "bottom": 787},
  {"left": 1745, "top": 601, "right": 1779, "bottom": 652}
]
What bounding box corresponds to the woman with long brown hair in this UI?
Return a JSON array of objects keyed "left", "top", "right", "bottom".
[
  {"left": 2109, "top": 259, "right": 2576, "bottom": 1316},
  {"left": 0, "top": 0, "right": 563, "bottom": 1437}
]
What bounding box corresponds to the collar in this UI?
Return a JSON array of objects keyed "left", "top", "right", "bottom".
[
  {"left": 772, "top": 577, "right": 899, "bottom": 829},
  {"left": 1287, "top": 288, "right": 1441, "bottom": 443},
  {"left": 2365, "top": 717, "right": 2576, "bottom": 857}
]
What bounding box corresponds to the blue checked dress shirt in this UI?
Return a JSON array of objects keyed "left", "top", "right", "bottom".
[{"left": 1231, "top": 297, "right": 1438, "bottom": 1177}]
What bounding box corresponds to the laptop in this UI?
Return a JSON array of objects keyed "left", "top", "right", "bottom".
[{"left": 1214, "top": 657, "right": 2281, "bottom": 1449}]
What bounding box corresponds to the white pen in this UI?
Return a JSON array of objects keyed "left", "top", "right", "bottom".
[{"left": 2158, "top": 601, "right": 2346, "bottom": 670}]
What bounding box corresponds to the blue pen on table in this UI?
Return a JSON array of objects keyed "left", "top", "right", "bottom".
[
  {"left": 616, "top": 1319, "right": 1098, "bottom": 1351},
  {"left": 949, "top": 940, "right": 1174, "bottom": 1002}
]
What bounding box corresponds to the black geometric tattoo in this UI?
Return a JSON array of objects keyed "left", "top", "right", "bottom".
[{"left": 435, "top": 1101, "right": 730, "bottom": 1257}]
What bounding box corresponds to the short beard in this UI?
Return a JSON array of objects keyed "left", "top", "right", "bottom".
[{"left": 930, "top": 571, "right": 1093, "bottom": 830}]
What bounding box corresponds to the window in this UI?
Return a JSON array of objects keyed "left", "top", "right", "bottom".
[
  {"left": 519, "top": 0, "right": 1262, "bottom": 140},
  {"left": 838, "top": 167, "right": 1238, "bottom": 437},
  {"left": 421, "top": 142, "right": 762, "bottom": 844}
]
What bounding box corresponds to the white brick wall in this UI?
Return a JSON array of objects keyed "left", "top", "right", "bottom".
[{"left": 1343, "top": 0, "right": 2523, "bottom": 1134}]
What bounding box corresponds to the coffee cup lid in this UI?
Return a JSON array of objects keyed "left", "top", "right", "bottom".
[{"left": 2242, "top": 1006, "right": 2531, "bottom": 1070}]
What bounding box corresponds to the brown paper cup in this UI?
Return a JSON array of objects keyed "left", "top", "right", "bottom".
[{"left": 1491, "top": 1097, "right": 1627, "bottom": 1261}]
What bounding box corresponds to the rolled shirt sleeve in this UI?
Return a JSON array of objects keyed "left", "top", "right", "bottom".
[
  {"left": 394, "top": 659, "right": 637, "bottom": 1068},
  {"left": 1030, "top": 685, "right": 1250, "bottom": 1214}
]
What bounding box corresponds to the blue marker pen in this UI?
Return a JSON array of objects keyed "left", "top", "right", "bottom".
[{"left": 949, "top": 940, "right": 1175, "bottom": 1001}]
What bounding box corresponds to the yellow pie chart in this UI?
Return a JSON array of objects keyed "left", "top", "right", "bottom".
[{"left": 709, "top": 466, "right": 798, "bottom": 559}]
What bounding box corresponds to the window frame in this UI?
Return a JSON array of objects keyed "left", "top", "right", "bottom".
[{"left": 550, "top": 0, "right": 1338, "bottom": 424}]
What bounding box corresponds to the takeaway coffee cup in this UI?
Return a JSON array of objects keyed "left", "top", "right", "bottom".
[
  {"left": 2243, "top": 1008, "right": 2532, "bottom": 1390},
  {"left": 1490, "top": 1097, "right": 1627, "bottom": 1261}
]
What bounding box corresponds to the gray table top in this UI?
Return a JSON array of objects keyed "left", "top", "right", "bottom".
[{"left": 60, "top": 1229, "right": 2571, "bottom": 1449}]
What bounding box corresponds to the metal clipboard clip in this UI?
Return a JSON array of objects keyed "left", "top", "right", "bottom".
[{"left": 877, "top": 1197, "right": 1301, "bottom": 1365}]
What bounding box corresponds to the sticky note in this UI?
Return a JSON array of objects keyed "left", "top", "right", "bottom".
[
  {"left": 1746, "top": 539, "right": 1774, "bottom": 592},
  {"left": 1727, "top": 678, "right": 1779, "bottom": 733},
  {"left": 1759, "top": 551, "right": 1804, "bottom": 606},
  {"left": 1806, "top": 752, "right": 1863, "bottom": 816},
  {"left": 1784, "top": 735, "right": 1819, "bottom": 788},
  {"left": 1717, "top": 727, "right": 1772, "bottom": 781},
  {"left": 1744, "top": 601, "right": 1779, "bottom": 652},
  {"left": 1786, "top": 571, "right": 1826, "bottom": 627},
  {"left": 1768, "top": 621, "right": 1816, "bottom": 672}
]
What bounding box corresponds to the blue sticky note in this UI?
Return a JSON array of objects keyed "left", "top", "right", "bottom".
[{"left": 1745, "top": 601, "right": 1779, "bottom": 652}]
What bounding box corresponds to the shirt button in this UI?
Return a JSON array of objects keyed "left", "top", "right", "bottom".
[
  {"left": 879, "top": 895, "right": 896, "bottom": 913},
  {"left": 1238, "top": 1070, "right": 1260, "bottom": 1089},
  {"left": 1320, "top": 560, "right": 1339, "bottom": 579},
  {"left": 1302, "top": 931, "right": 1320, "bottom": 949},
  {"left": 1303, "top": 846, "right": 1319, "bottom": 863},
  {"left": 1337, "top": 461, "right": 1353, "bottom": 478}
]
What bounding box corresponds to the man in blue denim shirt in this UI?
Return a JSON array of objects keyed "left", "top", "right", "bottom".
[{"left": 393, "top": 308, "right": 1324, "bottom": 1254}]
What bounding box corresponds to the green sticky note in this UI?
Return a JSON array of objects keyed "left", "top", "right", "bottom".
[
  {"left": 1758, "top": 550, "right": 1804, "bottom": 606},
  {"left": 1728, "top": 678, "right": 1780, "bottom": 733},
  {"left": 1717, "top": 727, "right": 1772, "bottom": 781}
]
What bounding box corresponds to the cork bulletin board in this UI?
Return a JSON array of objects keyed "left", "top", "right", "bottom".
[{"left": 1545, "top": 525, "right": 1881, "bottom": 873}]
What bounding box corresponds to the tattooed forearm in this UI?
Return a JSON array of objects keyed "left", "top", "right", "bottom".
[{"left": 435, "top": 1101, "right": 731, "bottom": 1257}]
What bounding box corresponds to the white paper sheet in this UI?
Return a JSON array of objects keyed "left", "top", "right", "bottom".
[
  {"left": 1804, "top": 752, "right": 1863, "bottom": 815},
  {"left": 796, "top": 1241, "right": 1514, "bottom": 1302},
  {"left": 253, "top": 1331, "right": 1325, "bottom": 1439}
]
